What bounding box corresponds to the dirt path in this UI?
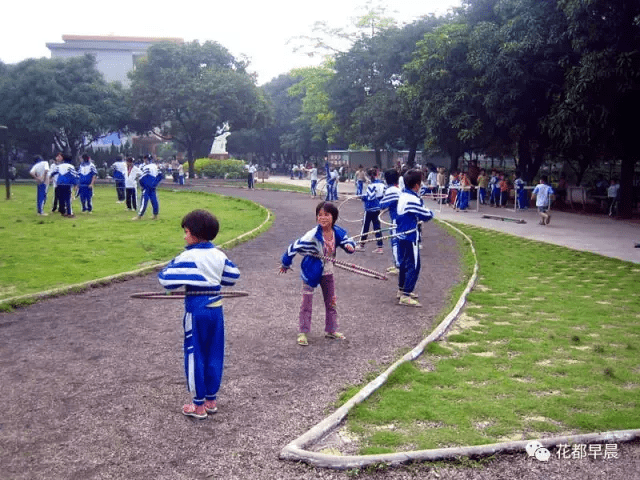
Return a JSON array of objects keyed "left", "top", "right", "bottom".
[{"left": 1, "top": 186, "right": 637, "bottom": 480}]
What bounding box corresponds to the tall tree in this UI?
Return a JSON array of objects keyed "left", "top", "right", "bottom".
[
  {"left": 547, "top": 0, "right": 640, "bottom": 218},
  {"left": 0, "top": 55, "right": 128, "bottom": 159},
  {"left": 464, "top": 0, "right": 569, "bottom": 181},
  {"left": 404, "top": 22, "right": 480, "bottom": 172},
  {"left": 129, "top": 41, "right": 269, "bottom": 176}
]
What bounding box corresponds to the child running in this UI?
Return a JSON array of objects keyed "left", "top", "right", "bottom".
[
  {"left": 279, "top": 201, "right": 356, "bottom": 346},
  {"left": 396, "top": 170, "right": 434, "bottom": 307},
  {"left": 531, "top": 175, "right": 555, "bottom": 225},
  {"left": 158, "top": 210, "right": 240, "bottom": 419}
]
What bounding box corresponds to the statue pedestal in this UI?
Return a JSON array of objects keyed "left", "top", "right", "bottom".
[{"left": 208, "top": 153, "right": 230, "bottom": 160}]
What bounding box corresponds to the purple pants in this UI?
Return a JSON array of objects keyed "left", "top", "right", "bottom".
[{"left": 298, "top": 274, "right": 338, "bottom": 334}]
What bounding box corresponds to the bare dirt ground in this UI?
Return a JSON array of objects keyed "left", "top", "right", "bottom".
[{"left": 1, "top": 185, "right": 638, "bottom": 480}]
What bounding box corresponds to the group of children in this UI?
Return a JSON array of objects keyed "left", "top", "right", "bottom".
[
  {"left": 420, "top": 168, "right": 532, "bottom": 211},
  {"left": 29, "top": 152, "right": 97, "bottom": 217},
  {"left": 281, "top": 167, "right": 434, "bottom": 350},
  {"left": 30, "top": 153, "right": 164, "bottom": 220},
  {"left": 111, "top": 154, "right": 164, "bottom": 220},
  {"left": 158, "top": 167, "right": 434, "bottom": 419}
]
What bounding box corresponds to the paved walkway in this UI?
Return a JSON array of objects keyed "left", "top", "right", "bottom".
[{"left": 263, "top": 176, "right": 640, "bottom": 264}]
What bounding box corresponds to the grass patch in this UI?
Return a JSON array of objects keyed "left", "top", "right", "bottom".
[
  {"left": 0, "top": 185, "right": 270, "bottom": 306},
  {"left": 342, "top": 223, "right": 640, "bottom": 452}
]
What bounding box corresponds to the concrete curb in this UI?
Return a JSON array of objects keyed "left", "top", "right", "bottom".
[{"left": 0, "top": 203, "right": 272, "bottom": 309}]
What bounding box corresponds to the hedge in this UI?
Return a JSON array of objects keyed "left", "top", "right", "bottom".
[{"left": 194, "top": 158, "right": 247, "bottom": 179}]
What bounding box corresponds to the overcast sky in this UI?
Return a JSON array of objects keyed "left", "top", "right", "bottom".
[{"left": 2, "top": 0, "right": 460, "bottom": 85}]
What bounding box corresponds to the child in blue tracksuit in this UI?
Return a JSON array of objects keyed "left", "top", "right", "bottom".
[
  {"left": 380, "top": 169, "right": 402, "bottom": 275},
  {"left": 396, "top": 170, "right": 434, "bottom": 307},
  {"left": 50, "top": 154, "right": 78, "bottom": 217},
  {"left": 357, "top": 168, "right": 385, "bottom": 253},
  {"left": 489, "top": 169, "right": 500, "bottom": 206},
  {"left": 279, "top": 201, "right": 356, "bottom": 346},
  {"left": 514, "top": 171, "right": 528, "bottom": 209},
  {"left": 77, "top": 153, "right": 98, "bottom": 212},
  {"left": 158, "top": 210, "right": 240, "bottom": 419},
  {"left": 133, "top": 155, "right": 164, "bottom": 220},
  {"left": 111, "top": 155, "right": 127, "bottom": 202}
]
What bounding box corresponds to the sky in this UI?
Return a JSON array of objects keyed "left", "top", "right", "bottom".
[{"left": 2, "top": 0, "right": 460, "bottom": 85}]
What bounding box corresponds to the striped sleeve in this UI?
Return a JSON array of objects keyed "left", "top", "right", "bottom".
[
  {"left": 221, "top": 259, "right": 240, "bottom": 286},
  {"left": 281, "top": 228, "right": 319, "bottom": 268}
]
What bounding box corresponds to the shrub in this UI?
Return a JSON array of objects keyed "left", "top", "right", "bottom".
[{"left": 194, "top": 158, "right": 247, "bottom": 179}]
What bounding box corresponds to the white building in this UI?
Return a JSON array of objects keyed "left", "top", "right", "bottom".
[{"left": 46, "top": 35, "right": 183, "bottom": 86}]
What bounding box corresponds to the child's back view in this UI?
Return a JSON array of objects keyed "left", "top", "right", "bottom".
[{"left": 158, "top": 210, "right": 240, "bottom": 419}]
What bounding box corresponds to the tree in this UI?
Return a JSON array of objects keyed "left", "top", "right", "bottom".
[
  {"left": 128, "top": 41, "right": 269, "bottom": 176},
  {"left": 286, "top": 65, "right": 336, "bottom": 161},
  {"left": 547, "top": 0, "right": 640, "bottom": 218},
  {"left": 463, "top": 0, "right": 569, "bottom": 181},
  {"left": 404, "top": 22, "right": 481, "bottom": 172},
  {"left": 0, "top": 55, "right": 128, "bottom": 159}
]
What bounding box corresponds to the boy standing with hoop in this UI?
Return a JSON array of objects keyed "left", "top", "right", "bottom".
[
  {"left": 158, "top": 210, "right": 240, "bottom": 419},
  {"left": 396, "top": 170, "right": 434, "bottom": 307}
]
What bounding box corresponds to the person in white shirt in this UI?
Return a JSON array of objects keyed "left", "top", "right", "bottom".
[
  {"left": 124, "top": 157, "right": 143, "bottom": 211},
  {"left": 308, "top": 164, "right": 318, "bottom": 197},
  {"left": 178, "top": 163, "right": 185, "bottom": 185},
  {"left": 29, "top": 155, "right": 50, "bottom": 215},
  {"left": 607, "top": 178, "right": 620, "bottom": 217},
  {"left": 531, "top": 175, "right": 555, "bottom": 225},
  {"left": 247, "top": 164, "right": 257, "bottom": 189}
]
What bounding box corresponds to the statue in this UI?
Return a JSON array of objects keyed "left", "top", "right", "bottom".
[{"left": 210, "top": 123, "right": 231, "bottom": 156}]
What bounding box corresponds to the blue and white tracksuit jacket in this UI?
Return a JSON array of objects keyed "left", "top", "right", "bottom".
[
  {"left": 514, "top": 178, "right": 528, "bottom": 209},
  {"left": 281, "top": 224, "right": 356, "bottom": 288},
  {"left": 395, "top": 189, "right": 434, "bottom": 295},
  {"left": 158, "top": 242, "right": 240, "bottom": 405},
  {"left": 77, "top": 161, "right": 98, "bottom": 211},
  {"left": 359, "top": 179, "right": 385, "bottom": 245},
  {"left": 489, "top": 175, "right": 500, "bottom": 205},
  {"left": 50, "top": 163, "right": 78, "bottom": 215},
  {"left": 380, "top": 185, "right": 402, "bottom": 267},
  {"left": 138, "top": 162, "right": 163, "bottom": 216}
]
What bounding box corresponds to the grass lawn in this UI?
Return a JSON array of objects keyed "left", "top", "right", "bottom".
[
  {"left": 339, "top": 222, "right": 640, "bottom": 454},
  {"left": 0, "top": 184, "right": 270, "bottom": 307}
]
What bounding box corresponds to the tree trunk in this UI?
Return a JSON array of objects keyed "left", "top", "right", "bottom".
[
  {"left": 407, "top": 140, "right": 418, "bottom": 167},
  {"left": 187, "top": 145, "right": 195, "bottom": 179}
]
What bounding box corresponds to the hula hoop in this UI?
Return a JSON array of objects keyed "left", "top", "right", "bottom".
[
  {"left": 378, "top": 208, "right": 393, "bottom": 227},
  {"left": 307, "top": 253, "right": 388, "bottom": 281},
  {"left": 350, "top": 225, "right": 395, "bottom": 240},
  {"left": 337, "top": 195, "right": 363, "bottom": 223},
  {"left": 131, "top": 291, "right": 250, "bottom": 300},
  {"left": 357, "top": 228, "right": 419, "bottom": 244},
  {"left": 316, "top": 178, "right": 327, "bottom": 198}
]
